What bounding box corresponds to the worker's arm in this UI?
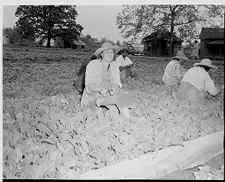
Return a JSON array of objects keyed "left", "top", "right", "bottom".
[
  {"left": 119, "top": 63, "right": 134, "bottom": 71},
  {"left": 204, "top": 74, "right": 220, "bottom": 96}
]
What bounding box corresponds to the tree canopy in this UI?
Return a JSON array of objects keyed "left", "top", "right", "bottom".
[
  {"left": 3, "top": 27, "right": 23, "bottom": 44},
  {"left": 116, "top": 5, "right": 224, "bottom": 55},
  {"left": 15, "top": 5, "right": 83, "bottom": 47}
]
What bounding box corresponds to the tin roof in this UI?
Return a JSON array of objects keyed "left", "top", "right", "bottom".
[
  {"left": 200, "top": 28, "right": 224, "bottom": 39},
  {"left": 142, "top": 30, "right": 182, "bottom": 43}
]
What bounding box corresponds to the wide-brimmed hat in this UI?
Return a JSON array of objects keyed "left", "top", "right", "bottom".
[
  {"left": 172, "top": 50, "right": 189, "bottom": 60},
  {"left": 193, "top": 58, "right": 217, "bottom": 69},
  {"left": 94, "top": 43, "right": 119, "bottom": 56}
]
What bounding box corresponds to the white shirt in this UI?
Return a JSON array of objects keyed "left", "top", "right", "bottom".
[
  {"left": 113, "top": 55, "right": 133, "bottom": 86},
  {"left": 182, "top": 66, "right": 218, "bottom": 95},
  {"left": 162, "top": 60, "right": 186, "bottom": 85},
  {"left": 115, "top": 55, "right": 133, "bottom": 67},
  {"left": 85, "top": 59, "right": 121, "bottom": 94}
]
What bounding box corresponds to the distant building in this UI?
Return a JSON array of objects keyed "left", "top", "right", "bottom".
[
  {"left": 142, "top": 30, "right": 182, "bottom": 57},
  {"left": 54, "top": 36, "right": 64, "bottom": 48},
  {"left": 132, "top": 44, "right": 144, "bottom": 54},
  {"left": 54, "top": 35, "right": 86, "bottom": 49},
  {"left": 91, "top": 41, "right": 102, "bottom": 50},
  {"left": 199, "top": 27, "right": 224, "bottom": 60},
  {"left": 72, "top": 40, "right": 86, "bottom": 49},
  {"left": 3, "top": 33, "right": 9, "bottom": 45}
]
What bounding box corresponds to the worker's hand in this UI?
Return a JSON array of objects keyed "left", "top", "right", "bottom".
[
  {"left": 109, "top": 86, "right": 119, "bottom": 96},
  {"left": 100, "top": 88, "right": 108, "bottom": 96}
]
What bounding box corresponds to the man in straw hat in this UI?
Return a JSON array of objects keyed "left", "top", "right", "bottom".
[
  {"left": 176, "top": 58, "right": 222, "bottom": 103},
  {"left": 115, "top": 47, "right": 137, "bottom": 85},
  {"left": 81, "top": 42, "right": 136, "bottom": 118},
  {"left": 162, "top": 49, "right": 188, "bottom": 87}
]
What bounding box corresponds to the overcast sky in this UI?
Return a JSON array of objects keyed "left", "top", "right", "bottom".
[
  {"left": 2, "top": 1, "right": 225, "bottom": 43},
  {"left": 3, "top": 5, "right": 127, "bottom": 42}
]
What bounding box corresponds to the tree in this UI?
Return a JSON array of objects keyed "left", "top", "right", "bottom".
[
  {"left": 100, "top": 37, "right": 115, "bottom": 45},
  {"left": 116, "top": 40, "right": 121, "bottom": 46},
  {"left": 15, "top": 5, "right": 83, "bottom": 48},
  {"left": 80, "top": 34, "right": 98, "bottom": 46},
  {"left": 3, "top": 26, "right": 23, "bottom": 43},
  {"left": 201, "top": 5, "right": 225, "bottom": 27},
  {"left": 116, "top": 5, "right": 224, "bottom": 55}
]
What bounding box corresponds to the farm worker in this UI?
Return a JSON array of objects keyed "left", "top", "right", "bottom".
[
  {"left": 192, "top": 40, "right": 200, "bottom": 59},
  {"left": 74, "top": 45, "right": 120, "bottom": 95},
  {"left": 176, "top": 58, "right": 221, "bottom": 103},
  {"left": 162, "top": 50, "right": 188, "bottom": 86},
  {"left": 81, "top": 42, "right": 136, "bottom": 118},
  {"left": 73, "top": 54, "right": 97, "bottom": 95},
  {"left": 115, "top": 47, "right": 137, "bottom": 85}
]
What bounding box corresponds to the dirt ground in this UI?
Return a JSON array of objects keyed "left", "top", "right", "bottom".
[{"left": 2, "top": 46, "right": 224, "bottom": 179}]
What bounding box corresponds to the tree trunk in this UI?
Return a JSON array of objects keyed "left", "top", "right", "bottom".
[
  {"left": 169, "top": 7, "right": 176, "bottom": 56},
  {"left": 47, "top": 30, "right": 51, "bottom": 48}
]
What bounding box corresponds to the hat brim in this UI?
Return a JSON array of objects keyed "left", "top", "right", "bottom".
[
  {"left": 172, "top": 56, "right": 189, "bottom": 60},
  {"left": 193, "top": 63, "right": 217, "bottom": 69},
  {"left": 94, "top": 45, "right": 119, "bottom": 56}
]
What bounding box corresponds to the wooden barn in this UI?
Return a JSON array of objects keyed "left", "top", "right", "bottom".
[
  {"left": 199, "top": 28, "right": 224, "bottom": 60},
  {"left": 142, "top": 30, "right": 182, "bottom": 57},
  {"left": 54, "top": 35, "right": 86, "bottom": 49}
]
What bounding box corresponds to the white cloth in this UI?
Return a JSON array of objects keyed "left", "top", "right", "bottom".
[
  {"left": 114, "top": 55, "right": 133, "bottom": 85},
  {"left": 115, "top": 55, "right": 133, "bottom": 67},
  {"left": 81, "top": 59, "right": 121, "bottom": 108},
  {"left": 181, "top": 67, "right": 218, "bottom": 96},
  {"left": 162, "top": 60, "right": 186, "bottom": 86}
]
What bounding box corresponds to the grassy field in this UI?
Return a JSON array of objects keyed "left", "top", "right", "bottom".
[{"left": 2, "top": 46, "right": 224, "bottom": 179}]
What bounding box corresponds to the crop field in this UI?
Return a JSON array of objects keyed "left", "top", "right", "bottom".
[{"left": 2, "top": 46, "right": 224, "bottom": 179}]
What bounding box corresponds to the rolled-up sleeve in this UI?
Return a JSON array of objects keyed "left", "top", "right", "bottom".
[{"left": 204, "top": 74, "right": 218, "bottom": 96}]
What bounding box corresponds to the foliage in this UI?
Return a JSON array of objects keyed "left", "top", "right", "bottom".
[
  {"left": 116, "top": 5, "right": 224, "bottom": 44},
  {"left": 15, "top": 5, "right": 83, "bottom": 48},
  {"left": 200, "top": 5, "right": 225, "bottom": 28},
  {"left": 80, "top": 34, "right": 99, "bottom": 47},
  {"left": 3, "top": 27, "right": 24, "bottom": 43},
  {"left": 100, "top": 37, "right": 115, "bottom": 45},
  {"left": 2, "top": 47, "right": 224, "bottom": 179}
]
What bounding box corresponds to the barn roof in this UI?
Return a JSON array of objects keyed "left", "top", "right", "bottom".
[
  {"left": 142, "top": 30, "right": 182, "bottom": 43},
  {"left": 3, "top": 33, "right": 9, "bottom": 38},
  {"left": 73, "top": 40, "right": 86, "bottom": 46},
  {"left": 200, "top": 27, "right": 224, "bottom": 39}
]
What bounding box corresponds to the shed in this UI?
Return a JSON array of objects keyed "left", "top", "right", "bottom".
[
  {"left": 72, "top": 40, "right": 86, "bottom": 49},
  {"left": 3, "top": 33, "right": 9, "bottom": 45},
  {"left": 54, "top": 36, "right": 64, "bottom": 48},
  {"left": 54, "top": 35, "right": 86, "bottom": 49},
  {"left": 142, "top": 30, "right": 182, "bottom": 57},
  {"left": 199, "top": 28, "right": 224, "bottom": 60}
]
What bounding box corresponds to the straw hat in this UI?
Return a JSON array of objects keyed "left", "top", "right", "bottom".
[
  {"left": 173, "top": 50, "right": 189, "bottom": 60},
  {"left": 193, "top": 58, "right": 217, "bottom": 69},
  {"left": 94, "top": 43, "right": 119, "bottom": 56}
]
